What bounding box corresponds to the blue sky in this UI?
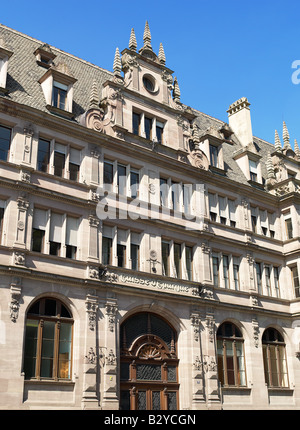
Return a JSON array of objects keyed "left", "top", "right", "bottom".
[{"left": 1, "top": 0, "right": 300, "bottom": 146}]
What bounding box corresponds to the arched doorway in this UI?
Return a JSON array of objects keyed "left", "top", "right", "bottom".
[{"left": 120, "top": 312, "right": 179, "bottom": 410}]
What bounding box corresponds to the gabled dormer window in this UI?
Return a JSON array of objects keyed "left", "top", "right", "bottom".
[
  {"left": 34, "top": 44, "right": 56, "bottom": 69},
  {"left": 38, "top": 64, "right": 77, "bottom": 118},
  {"left": 0, "top": 43, "right": 13, "bottom": 93}
]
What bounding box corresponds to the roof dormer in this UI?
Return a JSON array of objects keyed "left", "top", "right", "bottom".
[
  {"left": 34, "top": 43, "right": 56, "bottom": 68},
  {"left": 0, "top": 37, "right": 13, "bottom": 94},
  {"left": 38, "top": 62, "right": 77, "bottom": 119}
]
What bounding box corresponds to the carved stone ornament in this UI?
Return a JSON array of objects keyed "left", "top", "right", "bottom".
[
  {"left": 252, "top": 318, "right": 260, "bottom": 348},
  {"left": 85, "top": 347, "right": 96, "bottom": 364},
  {"left": 85, "top": 293, "right": 98, "bottom": 331},
  {"left": 202, "top": 355, "right": 217, "bottom": 373},
  {"left": 106, "top": 349, "right": 116, "bottom": 366},
  {"left": 205, "top": 315, "right": 215, "bottom": 343},
  {"left": 188, "top": 148, "right": 209, "bottom": 170},
  {"left": 13, "top": 251, "right": 26, "bottom": 266},
  {"left": 193, "top": 356, "right": 202, "bottom": 371},
  {"left": 190, "top": 312, "right": 201, "bottom": 342},
  {"left": 89, "top": 266, "right": 100, "bottom": 280},
  {"left": 105, "top": 302, "right": 118, "bottom": 332},
  {"left": 85, "top": 108, "right": 110, "bottom": 133},
  {"left": 10, "top": 281, "right": 22, "bottom": 323}
]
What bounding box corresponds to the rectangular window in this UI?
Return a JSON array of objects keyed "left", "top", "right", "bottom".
[
  {"left": 292, "top": 266, "right": 300, "bottom": 298},
  {"left": 210, "top": 145, "right": 219, "bottom": 167},
  {"left": 102, "top": 225, "right": 113, "bottom": 265},
  {"left": 104, "top": 161, "right": 114, "bottom": 190},
  {"left": 208, "top": 193, "right": 217, "bottom": 222},
  {"left": 54, "top": 144, "right": 66, "bottom": 177},
  {"left": 251, "top": 207, "right": 257, "bottom": 233},
  {"left": 69, "top": 147, "right": 80, "bottom": 181},
  {"left": 228, "top": 199, "right": 236, "bottom": 227},
  {"left": 249, "top": 160, "right": 258, "bottom": 182},
  {"left": 212, "top": 256, "right": 219, "bottom": 286},
  {"left": 132, "top": 112, "right": 141, "bottom": 136},
  {"left": 233, "top": 257, "right": 240, "bottom": 290},
  {"left": 117, "top": 164, "right": 127, "bottom": 196},
  {"left": 49, "top": 213, "right": 63, "bottom": 256},
  {"left": 274, "top": 267, "right": 280, "bottom": 298},
  {"left": 130, "top": 169, "right": 139, "bottom": 199},
  {"left": 131, "top": 243, "right": 139, "bottom": 271},
  {"left": 131, "top": 232, "right": 140, "bottom": 271},
  {"left": 223, "top": 255, "right": 230, "bottom": 289},
  {"left": 285, "top": 218, "right": 293, "bottom": 239},
  {"left": 256, "top": 262, "right": 262, "bottom": 294},
  {"left": 265, "top": 265, "right": 271, "bottom": 296},
  {"left": 171, "top": 181, "right": 180, "bottom": 211},
  {"left": 117, "top": 229, "right": 127, "bottom": 267},
  {"left": 144, "top": 117, "right": 152, "bottom": 140},
  {"left": 0, "top": 125, "right": 11, "bottom": 161},
  {"left": 32, "top": 208, "right": 47, "bottom": 253},
  {"left": 174, "top": 243, "right": 181, "bottom": 278},
  {"left": 185, "top": 246, "right": 193, "bottom": 281},
  {"left": 66, "top": 216, "right": 78, "bottom": 259},
  {"left": 37, "top": 138, "right": 50, "bottom": 172},
  {"left": 156, "top": 121, "right": 164, "bottom": 144},
  {"left": 160, "top": 178, "right": 168, "bottom": 207},
  {"left": 219, "top": 196, "right": 227, "bottom": 225},
  {"left": 162, "top": 241, "right": 170, "bottom": 276},
  {"left": 52, "top": 81, "right": 67, "bottom": 110}
]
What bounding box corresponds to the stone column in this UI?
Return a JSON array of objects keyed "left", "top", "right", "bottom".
[
  {"left": 101, "top": 297, "right": 118, "bottom": 410},
  {"left": 82, "top": 290, "right": 99, "bottom": 409},
  {"left": 190, "top": 311, "right": 205, "bottom": 408}
]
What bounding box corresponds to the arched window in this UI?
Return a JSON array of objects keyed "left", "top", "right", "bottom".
[
  {"left": 120, "top": 312, "right": 178, "bottom": 411},
  {"left": 262, "top": 327, "right": 288, "bottom": 388},
  {"left": 24, "top": 297, "right": 73, "bottom": 380},
  {"left": 216, "top": 322, "right": 246, "bottom": 387}
]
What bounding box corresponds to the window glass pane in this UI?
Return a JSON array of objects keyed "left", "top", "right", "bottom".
[
  {"left": 167, "top": 392, "right": 177, "bottom": 410},
  {"left": 0, "top": 125, "right": 11, "bottom": 161},
  {"left": 137, "top": 391, "right": 147, "bottom": 410},
  {"left": 32, "top": 229, "right": 45, "bottom": 253},
  {"left": 44, "top": 299, "right": 57, "bottom": 316},
  {"left": 131, "top": 243, "right": 139, "bottom": 271},
  {"left": 102, "top": 237, "right": 112, "bottom": 265},
  {"left": 117, "top": 164, "right": 126, "bottom": 195},
  {"left": 186, "top": 246, "right": 193, "bottom": 281},
  {"left": 167, "top": 366, "right": 177, "bottom": 382},
  {"left": 104, "top": 161, "right": 113, "bottom": 189},
  {"left": 54, "top": 152, "right": 65, "bottom": 177},
  {"left": 144, "top": 117, "right": 152, "bottom": 140},
  {"left": 152, "top": 391, "right": 161, "bottom": 410},
  {"left": 120, "top": 391, "right": 130, "bottom": 410},
  {"left": 117, "top": 244, "right": 126, "bottom": 267},
  {"left": 130, "top": 170, "right": 139, "bottom": 198},
  {"left": 37, "top": 139, "right": 50, "bottom": 172},
  {"left": 132, "top": 113, "right": 140, "bottom": 136},
  {"left": 24, "top": 319, "right": 39, "bottom": 379},
  {"left": 162, "top": 241, "right": 170, "bottom": 276},
  {"left": 58, "top": 323, "right": 72, "bottom": 378},
  {"left": 40, "top": 321, "right": 55, "bottom": 378},
  {"left": 136, "top": 364, "right": 161, "bottom": 380},
  {"left": 69, "top": 163, "right": 79, "bottom": 181},
  {"left": 174, "top": 243, "right": 181, "bottom": 277}
]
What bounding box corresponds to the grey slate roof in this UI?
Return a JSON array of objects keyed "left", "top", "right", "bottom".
[{"left": 0, "top": 23, "right": 275, "bottom": 188}]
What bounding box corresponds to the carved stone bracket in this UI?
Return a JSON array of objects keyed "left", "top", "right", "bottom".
[
  {"left": 85, "top": 291, "right": 98, "bottom": 331},
  {"left": 190, "top": 312, "right": 201, "bottom": 342},
  {"left": 10, "top": 278, "right": 22, "bottom": 322},
  {"left": 105, "top": 301, "right": 118, "bottom": 332}
]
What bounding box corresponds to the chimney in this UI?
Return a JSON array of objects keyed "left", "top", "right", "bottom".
[{"left": 227, "top": 97, "right": 253, "bottom": 147}]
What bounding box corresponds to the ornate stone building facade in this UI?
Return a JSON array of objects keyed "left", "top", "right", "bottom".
[{"left": 0, "top": 22, "right": 300, "bottom": 410}]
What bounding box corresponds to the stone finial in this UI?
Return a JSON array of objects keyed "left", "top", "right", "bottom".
[
  {"left": 129, "top": 28, "right": 137, "bottom": 51},
  {"left": 158, "top": 43, "right": 166, "bottom": 65},
  {"left": 89, "top": 80, "right": 99, "bottom": 109},
  {"left": 266, "top": 153, "right": 275, "bottom": 179},
  {"left": 143, "top": 20, "right": 152, "bottom": 50},
  {"left": 113, "top": 47, "right": 122, "bottom": 76},
  {"left": 173, "top": 77, "right": 181, "bottom": 103},
  {"left": 274, "top": 129, "right": 282, "bottom": 152},
  {"left": 294, "top": 139, "right": 300, "bottom": 158},
  {"left": 283, "top": 121, "right": 291, "bottom": 150}
]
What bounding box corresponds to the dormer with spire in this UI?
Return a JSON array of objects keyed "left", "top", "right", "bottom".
[{"left": 98, "top": 21, "right": 196, "bottom": 155}]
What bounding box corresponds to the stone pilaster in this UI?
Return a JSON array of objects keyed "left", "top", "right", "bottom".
[
  {"left": 14, "top": 193, "right": 29, "bottom": 250},
  {"left": 190, "top": 311, "right": 205, "bottom": 408},
  {"left": 101, "top": 297, "right": 118, "bottom": 410},
  {"left": 82, "top": 290, "right": 99, "bottom": 409},
  {"left": 203, "top": 309, "right": 221, "bottom": 409}
]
